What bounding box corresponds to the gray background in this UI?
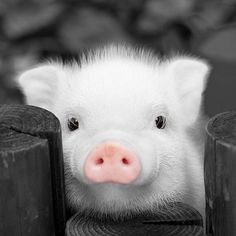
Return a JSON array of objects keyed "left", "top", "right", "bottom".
[{"left": 0, "top": 0, "right": 235, "bottom": 118}]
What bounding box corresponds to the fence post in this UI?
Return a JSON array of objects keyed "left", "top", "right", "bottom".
[
  {"left": 205, "top": 111, "right": 236, "bottom": 235},
  {"left": 0, "top": 105, "right": 66, "bottom": 236}
]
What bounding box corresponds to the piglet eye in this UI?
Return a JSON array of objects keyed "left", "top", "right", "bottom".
[
  {"left": 68, "top": 117, "right": 79, "bottom": 131},
  {"left": 155, "top": 116, "right": 166, "bottom": 129}
]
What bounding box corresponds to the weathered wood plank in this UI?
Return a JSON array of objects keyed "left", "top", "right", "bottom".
[
  {"left": 205, "top": 110, "right": 236, "bottom": 236},
  {"left": 66, "top": 202, "right": 204, "bottom": 236},
  {"left": 204, "top": 133, "right": 216, "bottom": 235},
  {"left": 0, "top": 104, "right": 66, "bottom": 236},
  {"left": 0, "top": 128, "right": 54, "bottom": 236}
]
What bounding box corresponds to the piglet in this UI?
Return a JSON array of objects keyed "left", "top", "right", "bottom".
[{"left": 17, "top": 46, "right": 210, "bottom": 220}]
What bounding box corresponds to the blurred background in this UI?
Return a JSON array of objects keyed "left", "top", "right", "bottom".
[{"left": 0, "top": 0, "right": 236, "bottom": 117}]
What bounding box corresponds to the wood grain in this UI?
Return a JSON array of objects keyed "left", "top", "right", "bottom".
[
  {"left": 66, "top": 202, "right": 204, "bottom": 236},
  {"left": 205, "top": 110, "right": 236, "bottom": 236},
  {"left": 0, "top": 104, "right": 66, "bottom": 236}
]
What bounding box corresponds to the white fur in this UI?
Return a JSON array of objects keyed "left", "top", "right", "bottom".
[{"left": 17, "top": 45, "right": 210, "bottom": 219}]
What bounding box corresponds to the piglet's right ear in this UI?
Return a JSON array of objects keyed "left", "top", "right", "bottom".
[{"left": 17, "top": 65, "right": 58, "bottom": 110}]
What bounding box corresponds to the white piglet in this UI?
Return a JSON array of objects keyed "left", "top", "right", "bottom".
[{"left": 17, "top": 46, "right": 210, "bottom": 220}]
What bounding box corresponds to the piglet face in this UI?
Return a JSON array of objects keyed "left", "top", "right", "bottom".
[{"left": 17, "top": 46, "right": 210, "bottom": 218}]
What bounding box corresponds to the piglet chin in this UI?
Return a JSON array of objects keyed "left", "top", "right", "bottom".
[{"left": 66, "top": 175, "right": 160, "bottom": 220}]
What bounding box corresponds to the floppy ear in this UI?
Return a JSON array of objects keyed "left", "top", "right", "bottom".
[
  {"left": 17, "top": 65, "right": 59, "bottom": 110},
  {"left": 168, "top": 57, "right": 210, "bottom": 125}
]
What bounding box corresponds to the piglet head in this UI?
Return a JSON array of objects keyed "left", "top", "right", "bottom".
[{"left": 17, "top": 46, "right": 210, "bottom": 218}]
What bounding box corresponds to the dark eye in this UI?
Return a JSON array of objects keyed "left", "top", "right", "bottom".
[
  {"left": 155, "top": 116, "right": 166, "bottom": 129},
  {"left": 68, "top": 117, "right": 79, "bottom": 131}
]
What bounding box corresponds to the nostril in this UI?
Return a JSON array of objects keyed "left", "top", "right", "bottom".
[
  {"left": 95, "top": 157, "right": 104, "bottom": 165},
  {"left": 122, "top": 157, "right": 129, "bottom": 165}
]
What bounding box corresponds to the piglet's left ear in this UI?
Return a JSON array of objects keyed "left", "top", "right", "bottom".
[{"left": 168, "top": 58, "right": 211, "bottom": 125}]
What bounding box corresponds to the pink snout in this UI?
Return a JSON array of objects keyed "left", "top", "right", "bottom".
[{"left": 84, "top": 141, "right": 141, "bottom": 184}]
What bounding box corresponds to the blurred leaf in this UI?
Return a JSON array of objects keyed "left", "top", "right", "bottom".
[
  {"left": 200, "top": 27, "right": 236, "bottom": 61},
  {"left": 3, "top": 2, "right": 64, "bottom": 38},
  {"left": 136, "top": 0, "right": 196, "bottom": 34},
  {"left": 191, "top": 1, "right": 235, "bottom": 31},
  {"left": 58, "top": 8, "right": 131, "bottom": 51},
  {"left": 222, "top": 0, "right": 236, "bottom": 3}
]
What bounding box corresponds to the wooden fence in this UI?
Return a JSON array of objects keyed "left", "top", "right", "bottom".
[{"left": 0, "top": 104, "right": 235, "bottom": 236}]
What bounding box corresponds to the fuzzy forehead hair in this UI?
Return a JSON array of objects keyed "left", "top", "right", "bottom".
[
  {"left": 17, "top": 44, "right": 210, "bottom": 127},
  {"left": 61, "top": 44, "right": 159, "bottom": 69},
  {"left": 56, "top": 44, "right": 207, "bottom": 76}
]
